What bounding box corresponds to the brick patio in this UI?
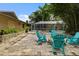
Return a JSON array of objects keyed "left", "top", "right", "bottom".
[{"left": 0, "top": 31, "right": 79, "bottom": 56}]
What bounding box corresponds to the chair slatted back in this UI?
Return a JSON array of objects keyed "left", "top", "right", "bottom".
[{"left": 52, "top": 34, "right": 65, "bottom": 48}]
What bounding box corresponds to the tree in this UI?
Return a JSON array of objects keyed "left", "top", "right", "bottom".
[
  {"left": 29, "top": 4, "right": 51, "bottom": 22},
  {"left": 38, "top": 4, "right": 50, "bottom": 21},
  {"left": 46, "top": 3, "right": 79, "bottom": 34},
  {"left": 29, "top": 10, "right": 42, "bottom": 22}
]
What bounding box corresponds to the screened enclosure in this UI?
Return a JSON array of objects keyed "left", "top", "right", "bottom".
[{"left": 30, "top": 21, "right": 65, "bottom": 31}]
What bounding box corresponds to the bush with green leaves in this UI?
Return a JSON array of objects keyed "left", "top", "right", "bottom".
[
  {"left": 0, "top": 28, "right": 20, "bottom": 35},
  {"left": 25, "top": 26, "right": 29, "bottom": 33}
]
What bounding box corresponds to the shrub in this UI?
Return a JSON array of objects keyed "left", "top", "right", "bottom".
[
  {"left": 0, "top": 30, "right": 4, "bottom": 35},
  {"left": 25, "top": 26, "right": 29, "bottom": 33},
  {"left": 0, "top": 28, "right": 19, "bottom": 35}
]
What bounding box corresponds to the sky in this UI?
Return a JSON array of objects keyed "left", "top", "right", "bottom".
[{"left": 0, "top": 3, "right": 44, "bottom": 22}]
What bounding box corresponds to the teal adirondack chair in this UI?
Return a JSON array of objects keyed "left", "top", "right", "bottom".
[
  {"left": 36, "top": 31, "right": 47, "bottom": 45},
  {"left": 67, "top": 32, "right": 79, "bottom": 45},
  {"left": 51, "top": 34, "right": 65, "bottom": 55},
  {"left": 50, "top": 30, "right": 58, "bottom": 37}
]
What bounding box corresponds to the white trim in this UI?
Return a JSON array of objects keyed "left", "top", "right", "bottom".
[{"left": 35, "top": 21, "right": 64, "bottom": 24}]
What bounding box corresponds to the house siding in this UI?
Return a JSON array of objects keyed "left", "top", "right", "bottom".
[{"left": 0, "top": 13, "right": 25, "bottom": 30}]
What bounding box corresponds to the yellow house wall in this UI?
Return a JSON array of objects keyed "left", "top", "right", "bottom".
[
  {"left": 0, "top": 14, "right": 8, "bottom": 29},
  {"left": 0, "top": 14, "right": 24, "bottom": 30}
]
